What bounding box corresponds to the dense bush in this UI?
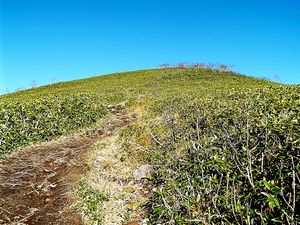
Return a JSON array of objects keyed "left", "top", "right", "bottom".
[
  {"left": 144, "top": 86, "right": 300, "bottom": 224},
  {"left": 0, "top": 94, "right": 106, "bottom": 155}
]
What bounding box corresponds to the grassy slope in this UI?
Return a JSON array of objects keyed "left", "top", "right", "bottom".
[
  {"left": 0, "top": 68, "right": 274, "bottom": 154},
  {"left": 0, "top": 68, "right": 275, "bottom": 103},
  {"left": 1, "top": 68, "right": 299, "bottom": 223}
]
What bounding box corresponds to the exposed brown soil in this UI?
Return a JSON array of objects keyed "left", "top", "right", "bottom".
[{"left": 0, "top": 108, "right": 131, "bottom": 225}]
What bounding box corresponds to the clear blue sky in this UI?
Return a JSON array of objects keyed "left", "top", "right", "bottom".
[{"left": 0, "top": 0, "right": 299, "bottom": 93}]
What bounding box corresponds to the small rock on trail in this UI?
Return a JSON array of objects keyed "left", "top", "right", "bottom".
[{"left": 133, "top": 165, "right": 154, "bottom": 181}]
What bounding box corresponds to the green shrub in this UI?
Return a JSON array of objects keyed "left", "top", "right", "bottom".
[
  {"left": 146, "top": 86, "right": 300, "bottom": 224},
  {"left": 0, "top": 94, "right": 106, "bottom": 155}
]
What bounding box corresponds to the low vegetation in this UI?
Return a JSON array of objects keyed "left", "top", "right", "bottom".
[
  {"left": 76, "top": 180, "right": 109, "bottom": 224},
  {"left": 0, "top": 94, "right": 106, "bottom": 155},
  {"left": 1, "top": 67, "right": 299, "bottom": 224},
  {"left": 142, "top": 86, "right": 300, "bottom": 224}
]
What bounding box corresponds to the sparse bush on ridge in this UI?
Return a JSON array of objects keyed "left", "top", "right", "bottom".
[{"left": 159, "top": 62, "right": 235, "bottom": 72}]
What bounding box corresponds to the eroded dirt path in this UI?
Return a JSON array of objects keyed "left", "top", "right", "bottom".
[{"left": 0, "top": 108, "right": 131, "bottom": 225}]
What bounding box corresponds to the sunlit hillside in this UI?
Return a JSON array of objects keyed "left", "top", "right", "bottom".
[{"left": 0, "top": 68, "right": 299, "bottom": 224}]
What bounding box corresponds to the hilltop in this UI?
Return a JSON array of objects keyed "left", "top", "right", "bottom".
[
  {"left": 0, "top": 68, "right": 299, "bottom": 224},
  {"left": 0, "top": 68, "right": 275, "bottom": 102}
]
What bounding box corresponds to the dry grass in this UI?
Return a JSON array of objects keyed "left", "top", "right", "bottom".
[{"left": 82, "top": 130, "right": 149, "bottom": 224}]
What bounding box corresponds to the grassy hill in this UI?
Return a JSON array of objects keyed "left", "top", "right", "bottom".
[{"left": 0, "top": 68, "right": 299, "bottom": 224}]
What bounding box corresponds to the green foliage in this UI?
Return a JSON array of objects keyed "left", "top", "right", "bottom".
[
  {"left": 0, "top": 94, "right": 106, "bottom": 155},
  {"left": 144, "top": 86, "right": 300, "bottom": 224},
  {"left": 76, "top": 180, "right": 109, "bottom": 225},
  {"left": 1, "top": 68, "right": 271, "bottom": 156}
]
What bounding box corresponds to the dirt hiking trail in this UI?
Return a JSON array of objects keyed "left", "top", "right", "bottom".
[{"left": 0, "top": 107, "right": 131, "bottom": 225}]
